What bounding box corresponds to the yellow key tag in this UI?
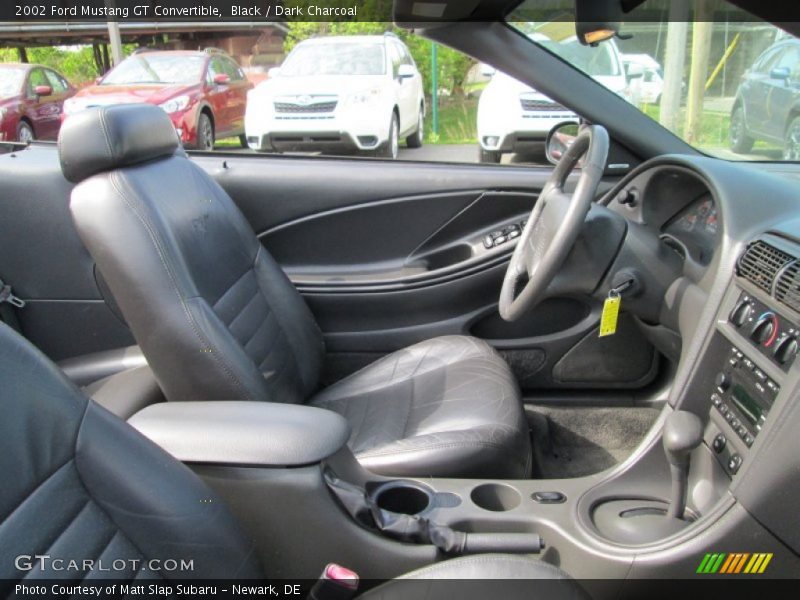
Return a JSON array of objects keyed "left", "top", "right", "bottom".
[{"left": 599, "top": 293, "right": 621, "bottom": 337}]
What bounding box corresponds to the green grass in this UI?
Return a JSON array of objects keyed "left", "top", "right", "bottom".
[
  {"left": 214, "top": 137, "right": 243, "bottom": 148},
  {"left": 641, "top": 103, "right": 782, "bottom": 157},
  {"left": 423, "top": 97, "right": 478, "bottom": 145}
]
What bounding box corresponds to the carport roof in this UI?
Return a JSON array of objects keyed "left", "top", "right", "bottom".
[{"left": 0, "top": 21, "right": 286, "bottom": 47}]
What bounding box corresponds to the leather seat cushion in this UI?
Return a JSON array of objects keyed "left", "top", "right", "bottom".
[
  {"left": 311, "top": 336, "right": 532, "bottom": 479},
  {"left": 83, "top": 365, "right": 164, "bottom": 420},
  {"left": 360, "top": 555, "right": 590, "bottom": 599}
]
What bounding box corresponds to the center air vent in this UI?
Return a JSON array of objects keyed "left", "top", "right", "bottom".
[
  {"left": 737, "top": 240, "right": 794, "bottom": 294},
  {"left": 776, "top": 262, "right": 800, "bottom": 313}
]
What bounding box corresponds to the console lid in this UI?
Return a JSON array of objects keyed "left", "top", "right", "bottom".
[{"left": 129, "top": 401, "right": 350, "bottom": 467}]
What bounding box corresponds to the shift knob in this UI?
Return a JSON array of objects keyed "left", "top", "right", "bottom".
[
  {"left": 663, "top": 410, "right": 703, "bottom": 519},
  {"left": 663, "top": 411, "right": 704, "bottom": 466}
]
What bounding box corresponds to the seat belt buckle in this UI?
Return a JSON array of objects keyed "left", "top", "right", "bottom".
[
  {"left": 0, "top": 283, "right": 25, "bottom": 308},
  {"left": 308, "top": 563, "right": 359, "bottom": 600}
]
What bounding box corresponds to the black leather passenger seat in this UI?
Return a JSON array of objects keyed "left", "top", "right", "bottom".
[{"left": 60, "top": 104, "right": 532, "bottom": 479}]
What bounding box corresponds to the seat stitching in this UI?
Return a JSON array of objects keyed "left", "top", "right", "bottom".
[
  {"left": 211, "top": 268, "right": 253, "bottom": 312},
  {"left": 0, "top": 458, "right": 75, "bottom": 525},
  {"left": 224, "top": 281, "right": 263, "bottom": 331},
  {"left": 110, "top": 171, "right": 252, "bottom": 400}
]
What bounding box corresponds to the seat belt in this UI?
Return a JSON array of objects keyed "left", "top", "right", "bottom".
[{"left": 0, "top": 277, "right": 25, "bottom": 333}]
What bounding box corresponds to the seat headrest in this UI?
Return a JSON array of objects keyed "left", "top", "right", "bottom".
[{"left": 59, "top": 104, "right": 180, "bottom": 183}]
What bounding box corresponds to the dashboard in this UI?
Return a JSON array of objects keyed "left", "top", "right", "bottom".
[{"left": 662, "top": 194, "right": 719, "bottom": 266}]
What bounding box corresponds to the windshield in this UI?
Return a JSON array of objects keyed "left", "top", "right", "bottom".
[
  {"left": 538, "top": 37, "right": 621, "bottom": 77},
  {"left": 101, "top": 54, "right": 205, "bottom": 85},
  {"left": 281, "top": 43, "right": 385, "bottom": 76},
  {"left": 0, "top": 67, "right": 25, "bottom": 98},
  {"left": 510, "top": 0, "right": 800, "bottom": 162}
]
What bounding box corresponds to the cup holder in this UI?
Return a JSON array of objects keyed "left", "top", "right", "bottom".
[
  {"left": 371, "top": 480, "right": 434, "bottom": 516},
  {"left": 470, "top": 483, "right": 522, "bottom": 512}
]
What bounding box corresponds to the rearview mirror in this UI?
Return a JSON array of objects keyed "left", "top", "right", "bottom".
[
  {"left": 213, "top": 73, "right": 230, "bottom": 85},
  {"left": 398, "top": 64, "right": 415, "bottom": 79},
  {"left": 575, "top": 0, "right": 620, "bottom": 46},
  {"left": 545, "top": 121, "right": 580, "bottom": 165},
  {"left": 480, "top": 63, "right": 496, "bottom": 77},
  {"left": 34, "top": 85, "right": 53, "bottom": 97}
]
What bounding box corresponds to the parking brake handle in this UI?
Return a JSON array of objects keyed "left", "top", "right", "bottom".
[{"left": 461, "top": 532, "right": 544, "bottom": 554}]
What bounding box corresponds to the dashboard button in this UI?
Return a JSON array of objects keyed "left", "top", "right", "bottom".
[
  {"left": 712, "top": 434, "right": 727, "bottom": 453},
  {"left": 744, "top": 434, "right": 755, "bottom": 447},
  {"left": 483, "top": 235, "right": 494, "bottom": 249},
  {"left": 728, "top": 454, "right": 743, "bottom": 474},
  {"left": 715, "top": 372, "right": 731, "bottom": 392}
]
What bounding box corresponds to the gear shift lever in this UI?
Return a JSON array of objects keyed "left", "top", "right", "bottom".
[{"left": 662, "top": 411, "right": 703, "bottom": 519}]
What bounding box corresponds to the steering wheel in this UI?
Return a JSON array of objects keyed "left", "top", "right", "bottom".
[{"left": 499, "top": 125, "right": 609, "bottom": 321}]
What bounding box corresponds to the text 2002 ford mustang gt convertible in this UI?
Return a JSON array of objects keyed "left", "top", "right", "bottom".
[{"left": 1, "top": 0, "right": 799, "bottom": 597}]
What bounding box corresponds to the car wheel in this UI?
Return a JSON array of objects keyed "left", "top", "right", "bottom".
[
  {"left": 16, "top": 121, "right": 34, "bottom": 144},
  {"left": 479, "top": 147, "right": 501, "bottom": 164},
  {"left": 239, "top": 134, "right": 249, "bottom": 148},
  {"left": 730, "top": 105, "right": 754, "bottom": 154},
  {"left": 377, "top": 113, "right": 399, "bottom": 159},
  {"left": 197, "top": 113, "right": 215, "bottom": 151},
  {"left": 783, "top": 116, "right": 800, "bottom": 161},
  {"left": 406, "top": 107, "right": 424, "bottom": 148}
]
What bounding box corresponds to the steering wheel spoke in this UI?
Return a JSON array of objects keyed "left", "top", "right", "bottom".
[{"left": 499, "top": 125, "right": 609, "bottom": 322}]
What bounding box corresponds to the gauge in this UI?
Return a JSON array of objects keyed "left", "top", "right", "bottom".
[{"left": 662, "top": 195, "right": 718, "bottom": 266}]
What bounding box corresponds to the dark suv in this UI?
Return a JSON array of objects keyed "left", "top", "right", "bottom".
[{"left": 730, "top": 38, "right": 800, "bottom": 159}]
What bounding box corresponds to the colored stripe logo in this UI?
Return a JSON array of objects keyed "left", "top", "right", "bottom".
[{"left": 696, "top": 553, "right": 772, "bottom": 574}]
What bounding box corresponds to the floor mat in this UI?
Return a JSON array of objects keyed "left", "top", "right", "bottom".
[{"left": 526, "top": 405, "right": 660, "bottom": 478}]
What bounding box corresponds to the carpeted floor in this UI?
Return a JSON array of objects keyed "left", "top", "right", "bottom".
[{"left": 526, "top": 405, "right": 661, "bottom": 478}]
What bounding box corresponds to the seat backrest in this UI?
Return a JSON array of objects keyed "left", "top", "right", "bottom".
[
  {"left": 0, "top": 322, "right": 263, "bottom": 584},
  {"left": 60, "top": 105, "right": 324, "bottom": 405}
]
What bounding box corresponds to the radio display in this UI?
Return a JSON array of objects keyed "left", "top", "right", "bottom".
[{"left": 731, "top": 384, "right": 762, "bottom": 429}]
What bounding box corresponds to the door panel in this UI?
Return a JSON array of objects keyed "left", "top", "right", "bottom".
[
  {"left": 0, "top": 147, "right": 654, "bottom": 394},
  {"left": 194, "top": 153, "right": 653, "bottom": 392}
]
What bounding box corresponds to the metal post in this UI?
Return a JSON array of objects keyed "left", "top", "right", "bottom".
[
  {"left": 105, "top": 0, "right": 123, "bottom": 66},
  {"left": 431, "top": 42, "right": 439, "bottom": 137},
  {"left": 107, "top": 21, "right": 124, "bottom": 66}
]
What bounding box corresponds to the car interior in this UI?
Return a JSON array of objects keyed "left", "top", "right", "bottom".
[{"left": 2, "top": 0, "right": 800, "bottom": 595}]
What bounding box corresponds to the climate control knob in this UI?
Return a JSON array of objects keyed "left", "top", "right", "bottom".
[
  {"left": 774, "top": 336, "right": 799, "bottom": 365},
  {"left": 751, "top": 315, "right": 777, "bottom": 345},
  {"left": 729, "top": 300, "right": 752, "bottom": 328}
]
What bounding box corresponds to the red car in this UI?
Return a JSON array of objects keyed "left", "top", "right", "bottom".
[
  {"left": 63, "top": 49, "right": 252, "bottom": 150},
  {"left": 0, "top": 63, "right": 76, "bottom": 143}
]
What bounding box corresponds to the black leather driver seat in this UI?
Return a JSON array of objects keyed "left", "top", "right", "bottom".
[
  {"left": 0, "top": 322, "right": 586, "bottom": 596},
  {"left": 60, "top": 104, "right": 531, "bottom": 479}
]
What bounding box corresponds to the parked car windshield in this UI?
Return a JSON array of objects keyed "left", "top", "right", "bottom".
[
  {"left": 101, "top": 54, "right": 205, "bottom": 85},
  {"left": 0, "top": 67, "right": 26, "bottom": 98},
  {"left": 510, "top": 0, "right": 800, "bottom": 162},
  {"left": 280, "top": 43, "right": 386, "bottom": 76}
]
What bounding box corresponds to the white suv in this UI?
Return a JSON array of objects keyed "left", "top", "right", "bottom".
[
  {"left": 477, "top": 35, "right": 629, "bottom": 163},
  {"left": 245, "top": 34, "right": 425, "bottom": 159}
]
